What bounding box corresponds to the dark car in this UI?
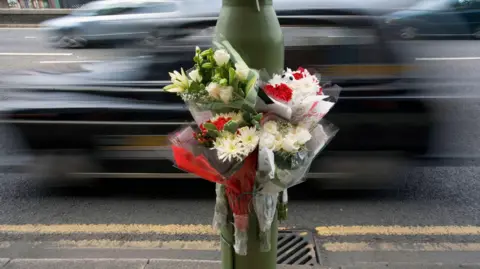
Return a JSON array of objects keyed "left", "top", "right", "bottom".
[
  {"left": 0, "top": 3, "right": 436, "bottom": 189},
  {"left": 384, "top": 0, "right": 480, "bottom": 39}
]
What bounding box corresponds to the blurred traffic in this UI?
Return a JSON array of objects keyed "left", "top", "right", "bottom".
[{"left": 0, "top": 0, "right": 479, "bottom": 188}]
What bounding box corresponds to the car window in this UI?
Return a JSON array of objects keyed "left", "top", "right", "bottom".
[
  {"left": 136, "top": 2, "right": 178, "bottom": 13},
  {"left": 96, "top": 5, "right": 138, "bottom": 15}
]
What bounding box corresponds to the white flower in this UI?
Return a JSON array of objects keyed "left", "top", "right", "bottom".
[
  {"left": 281, "top": 134, "right": 300, "bottom": 152},
  {"left": 214, "top": 136, "right": 244, "bottom": 162},
  {"left": 235, "top": 62, "right": 250, "bottom": 81},
  {"left": 268, "top": 74, "right": 285, "bottom": 86},
  {"left": 289, "top": 76, "right": 319, "bottom": 95},
  {"left": 274, "top": 134, "right": 284, "bottom": 151},
  {"left": 263, "top": 121, "right": 278, "bottom": 135},
  {"left": 188, "top": 69, "right": 202, "bottom": 82},
  {"left": 238, "top": 126, "right": 259, "bottom": 153},
  {"left": 259, "top": 132, "right": 276, "bottom": 150},
  {"left": 165, "top": 68, "right": 190, "bottom": 93},
  {"left": 295, "top": 126, "right": 312, "bottom": 144},
  {"left": 206, "top": 82, "right": 222, "bottom": 99},
  {"left": 212, "top": 112, "right": 243, "bottom": 123},
  {"left": 219, "top": 86, "right": 233, "bottom": 104},
  {"left": 214, "top": 49, "right": 230, "bottom": 66}
]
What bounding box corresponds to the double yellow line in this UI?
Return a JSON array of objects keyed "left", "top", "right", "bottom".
[
  {"left": 0, "top": 224, "right": 479, "bottom": 236},
  {"left": 0, "top": 224, "right": 478, "bottom": 252}
]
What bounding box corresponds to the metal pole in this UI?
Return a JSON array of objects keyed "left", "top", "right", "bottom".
[{"left": 215, "top": 0, "right": 284, "bottom": 268}]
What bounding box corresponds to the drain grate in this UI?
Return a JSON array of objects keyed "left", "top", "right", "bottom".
[{"left": 277, "top": 230, "right": 318, "bottom": 266}]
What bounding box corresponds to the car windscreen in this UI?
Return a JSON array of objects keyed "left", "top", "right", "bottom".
[{"left": 410, "top": 0, "right": 455, "bottom": 10}]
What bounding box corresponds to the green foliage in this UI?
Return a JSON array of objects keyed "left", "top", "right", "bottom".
[{"left": 223, "top": 120, "right": 239, "bottom": 134}]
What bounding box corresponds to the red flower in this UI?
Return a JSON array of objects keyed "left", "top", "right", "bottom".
[
  {"left": 317, "top": 87, "right": 323, "bottom": 95},
  {"left": 297, "top": 67, "right": 306, "bottom": 73},
  {"left": 212, "top": 117, "right": 232, "bottom": 131},
  {"left": 293, "top": 73, "right": 304, "bottom": 80},
  {"left": 199, "top": 117, "right": 232, "bottom": 134},
  {"left": 264, "top": 83, "right": 293, "bottom": 102}
]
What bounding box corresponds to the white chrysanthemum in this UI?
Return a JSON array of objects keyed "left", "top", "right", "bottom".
[
  {"left": 238, "top": 126, "right": 259, "bottom": 153},
  {"left": 263, "top": 121, "right": 279, "bottom": 135},
  {"left": 214, "top": 135, "right": 244, "bottom": 162},
  {"left": 268, "top": 74, "right": 285, "bottom": 86},
  {"left": 289, "top": 76, "right": 319, "bottom": 95},
  {"left": 212, "top": 112, "right": 243, "bottom": 123}
]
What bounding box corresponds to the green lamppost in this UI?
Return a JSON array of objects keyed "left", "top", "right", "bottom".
[{"left": 214, "top": 0, "right": 284, "bottom": 268}]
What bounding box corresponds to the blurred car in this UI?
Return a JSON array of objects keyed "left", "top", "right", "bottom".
[
  {"left": 384, "top": 0, "right": 479, "bottom": 39},
  {"left": 40, "top": 0, "right": 214, "bottom": 48},
  {"left": 40, "top": 0, "right": 423, "bottom": 49},
  {"left": 0, "top": 2, "right": 436, "bottom": 188}
]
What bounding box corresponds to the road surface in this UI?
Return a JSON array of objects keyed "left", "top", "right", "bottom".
[{"left": 0, "top": 28, "right": 479, "bottom": 268}]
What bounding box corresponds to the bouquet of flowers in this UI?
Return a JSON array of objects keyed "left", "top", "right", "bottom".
[
  {"left": 164, "top": 41, "right": 263, "bottom": 255},
  {"left": 253, "top": 67, "right": 341, "bottom": 251},
  {"left": 163, "top": 40, "right": 341, "bottom": 256}
]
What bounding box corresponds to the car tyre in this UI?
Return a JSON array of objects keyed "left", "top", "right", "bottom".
[
  {"left": 472, "top": 26, "right": 480, "bottom": 39},
  {"left": 399, "top": 26, "right": 417, "bottom": 40},
  {"left": 55, "top": 29, "right": 88, "bottom": 49},
  {"left": 28, "top": 151, "right": 100, "bottom": 188}
]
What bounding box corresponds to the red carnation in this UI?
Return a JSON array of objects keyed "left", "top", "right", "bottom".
[
  {"left": 317, "top": 87, "right": 323, "bottom": 95},
  {"left": 264, "top": 83, "right": 293, "bottom": 102},
  {"left": 293, "top": 73, "right": 304, "bottom": 80},
  {"left": 297, "top": 67, "right": 305, "bottom": 73},
  {"left": 212, "top": 117, "right": 232, "bottom": 131}
]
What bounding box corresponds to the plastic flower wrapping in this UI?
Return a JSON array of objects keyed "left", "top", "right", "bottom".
[{"left": 163, "top": 40, "right": 341, "bottom": 255}]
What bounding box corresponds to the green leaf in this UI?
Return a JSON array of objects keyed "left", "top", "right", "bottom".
[
  {"left": 207, "top": 130, "right": 219, "bottom": 138},
  {"left": 241, "top": 103, "right": 256, "bottom": 115},
  {"left": 202, "top": 63, "right": 213, "bottom": 69},
  {"left": 242, "top": 111, "right": 252, "bottom": 123},
  {"left": 229, "top": 67, "right": 236, "bottom": 85},
  {"left": 203, "top": 122, "right": 218, "bottom": 131},
  {"left": 253, "top": 113, "right": 263, "bottom": 122},
  {"left": 245, "top": 76, "right": 257, "bottom": 95},
  {"left": 223, "top": 120, "right": 239, "bottom": 134}
]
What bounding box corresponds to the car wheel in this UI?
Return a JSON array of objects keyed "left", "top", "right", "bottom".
[
  {"left": 399, "top": 26, "right": 417, "bottom": 40},
  {"left": 472, "top": 26, "right": 480, "bottom": 39},
  {"left": 28, "top": 151, "right": 100, "bottom": 188},
  {"left": 56, "top": 29, "right": 88, "bottom": 49}
]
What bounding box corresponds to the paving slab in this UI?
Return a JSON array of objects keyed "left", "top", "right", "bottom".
[
  {"left": 2, "top": 258, "right": 148, "bottom": 269},
  {"left": 340, "top": 262, "right": 480, "bottom": 269}
]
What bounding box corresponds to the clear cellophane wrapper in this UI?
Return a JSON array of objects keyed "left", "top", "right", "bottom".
[{"left": 253, "top": 115, "right": 339, "bottom": 251}]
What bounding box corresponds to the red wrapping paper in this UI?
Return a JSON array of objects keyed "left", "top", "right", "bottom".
[{"left": 172, "top": 145, "right": 257, "bottom": 216}]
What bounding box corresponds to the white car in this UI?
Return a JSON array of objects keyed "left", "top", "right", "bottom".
[{"left": 40, "top": 0, "right": 215, "bottom": 48}]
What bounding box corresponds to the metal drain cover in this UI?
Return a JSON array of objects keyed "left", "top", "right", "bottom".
[{"left": 277, "top": 230, "right": 318, "bottom": 266}]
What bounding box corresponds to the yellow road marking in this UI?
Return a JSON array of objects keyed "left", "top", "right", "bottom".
[
  {"left": 324, "top": 242, "right": 480, "bottom": 252},
  {"left": 316, "top": 226, "right": 480, "bottom": 236},
  {"left": 0, "top": 224, "right": 216, "bottom": 235},
  {"left": 49, "top": 240, "right": 220, "bottom": 250}
]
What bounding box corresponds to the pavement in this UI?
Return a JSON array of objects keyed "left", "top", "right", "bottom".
[{"left": 0, "top": 29, "right": 480, "bottom": 268}]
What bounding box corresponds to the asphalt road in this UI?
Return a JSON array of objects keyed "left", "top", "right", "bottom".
[{"left": 0, "top": 28, "right": 480, "bottom": 267}]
